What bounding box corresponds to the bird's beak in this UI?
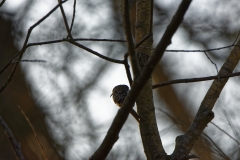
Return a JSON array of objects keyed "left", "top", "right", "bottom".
[{"left": 110, "top": 93, "right": 113, "bottom": 97}]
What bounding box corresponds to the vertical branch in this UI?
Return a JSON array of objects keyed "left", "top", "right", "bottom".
[
  {"left": 135, "top": 0, "right": 165, "bottom": 159},
  {"left": 123, "top": 0, "right": 140, "bottom": 78}
]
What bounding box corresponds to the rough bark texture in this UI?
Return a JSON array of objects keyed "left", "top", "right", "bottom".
[{"left": 135, "top": 0, "right": 166, "bottom": 159}]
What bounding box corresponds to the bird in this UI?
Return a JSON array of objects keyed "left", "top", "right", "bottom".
[{"left": 110, "top": 85, "right": 141, "bottom": 123}]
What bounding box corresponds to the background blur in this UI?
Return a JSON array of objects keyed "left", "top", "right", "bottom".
[{"left": 0, "top": 0, "right": 240, "bottom": 159}]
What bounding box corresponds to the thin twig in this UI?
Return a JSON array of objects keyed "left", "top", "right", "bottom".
[
  {"left": 140, "top": 44, "right": 240, "bottom": 52},
  {"left": 69, "top": 0, "right": 76, "bottom": 33},
  {"left": 74, "top": 38, "right": 126, "bottom": 42},
  {"left": 123, "top": 0, "right": 140, "bottom": 77},
  {"left": 204, "top": 51, "right": 218, "bottom": 74},
  {"left": 0, "top": 53, "right": 19, "bottom": 75},
  {"left": 0, "top": 114, "right": 25, "bottom": 160},
  {"left": 222, "top": 110, "right": 240, "bottom": 141},
  {"left": 0, "top": 1, "right": 67, "bottom": 94},
  {"left": 12, "top": 60, "right": 47, "bottom": 63},
  {"left": 152, "top": 72, "right": 240, "bottom": 89},
  {"left": 210, "top": 122, "right": 240, "bottom": 146},
  {"left": 26, "top": 38, "right": 126, "bottom": 48},
  {"left": 58, "top": 0, "right": 73, "bottom": 39},
  {"left": 66, "top": 39, "right": 124, "bottom": 64},
  {"left": 17, "top": 106, "right": 48, "bottom": 160},
  {"left": 203, "top": 133, "right": 230, "bottom": 160}
]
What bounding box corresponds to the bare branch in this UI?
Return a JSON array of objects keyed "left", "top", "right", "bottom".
[
  {"left": 90, "top": 0, "right": 192, "bottom": 159},
  {"left": 152, "top": 72, "right": 240, "bottom": 89},
  {"left": 74, "top": 38, "right": 126, "bottom": 42},
  {"left": 12, "top": 60, "right": 47, "bottom": 63},
  {"left": 123, "top": 0, "right": 140, "bottom": 78},
  {"left": 18, "top": 106, "right": 48, "bottom": 160},
  {"left": 222, "top": 110, "right": 240, "bottom": 141},
  {"left": 140, "top": 44, "right": 240, "bottom": 53},
  {"left": 0, "top": 53, "right": 19, "bottom": 75},
  {"left": 27, "top": 38, "right": 126, "bottom": 47},
  {"left": 57, "top": 0, "right": 73, "bottom": 39},
  {"left": 204, "top": 52, "right": 218, "bottom": 74},
  {"left": 66, "top": 39, "right": 124, "bottom": 64},
  {"left": 0, "top": 1, "right": 67, "bottom": 94},
  {"left": 210, "top": 122, "right": 240, "bottom": 146},
  {"left": 203, "top": 133, "right": 230, "bottom": 160},
  {"left": 0, "top": 114, "right": 25, "bottom": 160}
]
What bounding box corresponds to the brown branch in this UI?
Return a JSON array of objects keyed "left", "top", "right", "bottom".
[
  {"left": 18, "top": 106, "right": 48, "bottom": 160},
  {"left": 123, "top": 0, "right": 140, "bottom": 78},
  {"left": 152, "top": 72, "right": 240, "bottom": 89},
  {"left": 135, "top": 0, "right": 161, "bottom": 158},
  {"left": 90, "top": 0, "right": 192, "bottom": 159},
  {"left": 0, "top": 114, "right": 25, "bottom": 160}
]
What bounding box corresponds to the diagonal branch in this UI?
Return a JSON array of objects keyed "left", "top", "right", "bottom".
[
  {"left": 90, "top": 0, "right": 192, "bottom": 159},
  {"left": 171, "top": 32, "right": 240, "bottom": 159},
  {"left": 0, "top": 0, "right": 6, "bottom": 7}
]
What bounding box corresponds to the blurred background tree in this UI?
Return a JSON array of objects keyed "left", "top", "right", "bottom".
[{"left": 0, "top": 0, "right": 240, "bottom": 159}]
